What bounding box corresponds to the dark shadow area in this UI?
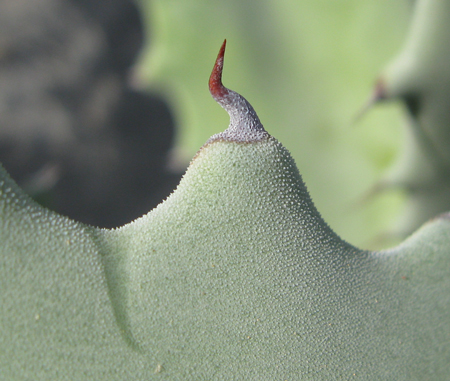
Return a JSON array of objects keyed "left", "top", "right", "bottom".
[{"left": 0, "top": 0, "right": 181, "bottom": 228}]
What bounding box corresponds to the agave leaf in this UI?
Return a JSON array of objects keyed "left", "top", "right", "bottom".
[{"left": 1, "top": 40, "right": 450, "bottom": 379}]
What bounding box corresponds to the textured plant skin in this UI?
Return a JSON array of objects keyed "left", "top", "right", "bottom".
[
  {"left": 371, "top": 0, "right": 450, "bottom": 237},
  {"left": 1, "top": 40, "right": 450, "bottom": 379}
]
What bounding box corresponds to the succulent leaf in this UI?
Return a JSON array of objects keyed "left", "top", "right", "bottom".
[{"left": 1, "top": 40, "right": 450, "bottom": 379}]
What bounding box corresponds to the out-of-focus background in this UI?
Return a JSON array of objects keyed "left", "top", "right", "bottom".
[{"left": 0, "top": 0, "right": 412, "bottom": 248}]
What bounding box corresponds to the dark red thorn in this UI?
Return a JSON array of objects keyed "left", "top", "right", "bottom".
[{"left": 209, "top": 39, "right": 229, "bottom": 100}]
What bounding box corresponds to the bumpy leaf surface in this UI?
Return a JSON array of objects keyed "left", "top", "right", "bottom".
[{"left": 1, "top": 40, "right": 450, "bottom": 379}]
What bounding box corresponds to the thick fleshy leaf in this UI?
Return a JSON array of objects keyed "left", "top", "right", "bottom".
[{"left": 1, "top": 40, "right": 450, "bottom": 379}]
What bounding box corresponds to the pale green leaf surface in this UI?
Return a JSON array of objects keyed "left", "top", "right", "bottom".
[{"left": 1, "top": 133, "right": 450, "bottom": 378}]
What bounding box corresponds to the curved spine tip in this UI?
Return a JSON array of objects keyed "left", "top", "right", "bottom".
[
  {"left": 206, "top": 39, "right": 268, "bottom": 144},
  {"left": 209, "top": 39, "right": 228, "bottom": 100}
]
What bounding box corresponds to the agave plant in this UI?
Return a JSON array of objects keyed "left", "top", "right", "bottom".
[{"left": 1, "top": 34, "right": 450, "bottom": 379}]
